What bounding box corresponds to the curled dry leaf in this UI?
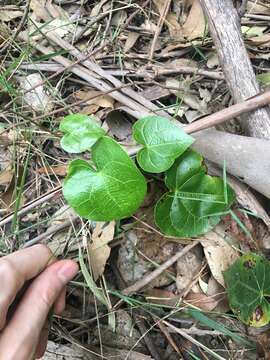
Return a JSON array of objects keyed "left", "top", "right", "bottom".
[
  {"left": 200, "top": 225, "right": 239, "bottom": 287},
  {"left": 88, "top": 221, "right": 115, "bottom": 280},
  {"left": 182, "top": 0, "right": 206, "bottom": 40}
]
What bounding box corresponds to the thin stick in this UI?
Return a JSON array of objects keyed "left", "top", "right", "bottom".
[
  {"left": 122, "top": 240, "right": 199, "bottom": 295},
  {"left": 184, "top": 90, "right": 270, "bottom": 134},
  {"left": 149, "top": 0, "right": 172, "bottom": 61},
  {"left": 44, "top": 32, "right": 169, "bottom": 117},
  {"left": 162, "top": 320, "right": 226, "bottom": 360},
  {"left": 10, "top": 62, "right": 224, "bottom": 80},
  {"left": 0, "top": 186, "right": 61, "bottom": 227},
  {"left": 22, "top": 216, "right": 79, "bottom": 248}
]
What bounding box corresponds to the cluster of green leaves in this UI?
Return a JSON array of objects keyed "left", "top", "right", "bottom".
[
  {"left": 224, "top": 253, "right": 270, "bottom": 327},
  {"left": 60, "top": 114, "right": 234, "bottom": 237}
]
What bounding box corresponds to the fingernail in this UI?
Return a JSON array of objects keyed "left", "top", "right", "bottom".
[{"left": 57, "top": 262, "right": 78, "bottom": 282}]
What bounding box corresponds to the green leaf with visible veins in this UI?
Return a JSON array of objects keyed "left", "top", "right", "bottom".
[
  {"left": 224, "top": 253, "right": 270, "bottom": 327},
  {"left": 132, "top": 116, "right": 194, "bottom": 173},
  {"left": 155, "top": 149, "right": 235, "bottom": 237},
  {"left": 63, "top": 136, "right": 147, "bottom": 221},
  {"left": 60, "top": 114, "right": 105, "bottom": 153}
]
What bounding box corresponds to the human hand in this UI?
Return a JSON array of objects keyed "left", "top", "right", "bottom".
[{"left": 0, "top": 244, "right": 78, "bottom": 360}]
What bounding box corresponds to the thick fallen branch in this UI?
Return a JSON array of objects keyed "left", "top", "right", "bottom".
[
  {"left": 199, "top": 0, "right": 270, "bottom": 139},
  {"left": 193, "top": 129, "right": 270, "bottom": 198}
]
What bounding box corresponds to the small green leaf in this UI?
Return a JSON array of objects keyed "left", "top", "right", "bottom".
[
  {"left": 224, "top": 253, "right": 270, "bottom": 327},
  {"left": 155, "top": 149, "right": 235, "bottom": 237},
  {"left": 133, "top": 115, "right": 194, "bottom": 173},
  {"left": 60, "top": 114, "right": 105, "bottom": 153},
  {"left": 63, "top": 136, "right": 147, "bottom": 221}
]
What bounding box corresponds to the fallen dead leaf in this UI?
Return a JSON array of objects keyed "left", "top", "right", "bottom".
[
  {"left": 30, "top": 0, "right": 50, "bottom": 21},
  {"left": 75, "top": 90, "right": 114, "bottom": 110},
  {"left": 37, "top": 164, "right": 67, "bottom": 176},
  {"left": 200, "top": 225, "right": 239, "bottom": 287},
  {"left": 145, "top": 289, "right": 181, "bottom": 307},
  {"left": 182, "top": 0, "right": 206, "bottom": 40},
  {"left": 207, "top": 52, "right": 220, "bottom": 68},
  {"left": 0, "top": 23, "right": 10, "bottom": 45},
  {"left": 248, "top": 33, "right": 270, "bottom": 47},
  {"left": 47, "top": 205, "right": 78, "bottom": 256},
  {"left": 88, "top": 221, "right": 115, "bottom": 280},
  {"left": 257, "top": 330, "right": 270, "bottom": 360},
  {"left": 18, "top": 73, "right": 54, "bottom": 113},
  {"left": 184, "top": 292, "right": 219, "bottom": 311},
  {"left": 166, "top": 13, "right": 184, "bottom": 38},
  {"left": 247, "top": 1, "right": 270, "bottom": 15},
  {"left": 176, "top": 247, "right": 202, "bottom": 293},
  {"left": 206, "top": 275, "right": 229, "bottom": 313},
  {"left": 124, "top": 32, "right": 140, "bottom": 53},
  {"left": 0, "top": 168, "right": 13, "bottom": 186},
  {"left": 0, "top": 7, "right": 23, "bottom": 22}
]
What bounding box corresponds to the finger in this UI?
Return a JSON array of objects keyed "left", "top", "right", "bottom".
[
  {"left": 54, "top": 286, "right": 66, "bottom": 315},
  {"left": 34, "top": 322, "right": 49, "bottom": 359},
  {"left": 0, "top": 244, "right": 54, "bottom": 330},
  {"left": 0, "top": 260, "right": 78, "bottom": 360}
]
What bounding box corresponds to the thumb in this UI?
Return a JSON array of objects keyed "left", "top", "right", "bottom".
[{"left": 0, "top": 260, "right": 78, "bottom": 360}]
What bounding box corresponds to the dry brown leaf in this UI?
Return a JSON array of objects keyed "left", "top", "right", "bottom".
[
  {"left": 182, "top": 0, "right": 206, "bottom": 40},
  {"left": 207, "top": 52, "right": 219, "bottom": 68},
  {"left": 90, "top": 0, "right": 107, "bottom": 17},
  {"left": 200, "top": 226, "right": 239, "bottom": 287},
  {"left": 166, "top": 13, "right": 183, "bottom": 38},
  {"left": 124, "top": 32, "right": 140, "bottom": 53},
  {"left": 145, "top": 289, "right": 181, "bottom": 307},
  {"left": 176, "top": 247, "right": 202, "bottom": 292},
  {"left": 0, "top": 168, "right": 13, "bottom": 186},
  {"left": 249, "top": 33, "right": 270, "bottom": 47},
  {"left": 206, "top": 276, "right": 229, "bottom": 313},
  {"left": 0, "top": 7, "right": 23, "bottom": 22},
  {"left": 88, "top": 221, "right": 115, "bottom": 280},
  {"left": 47, "top": 205, "right": 78, "bottom": 256},
  {"left": 0, "top": 23, "right": 10, "bottom": 45},
  {"left": 18, "top": 73, "right": 54, "bottom": 112},
  {"left": 185, "top": 292, "right": 219, "bottom": 311},
  {"left": 37, "top": 165, "right": 67, "bottom": 176},
  {"left": 30, "top": 0, "right": 50, "bottom": 21},
  {"left": 75, "top": 90, "right": 114, "bottom": 109},
  {"left": 257, "top": 331, "right": 270, "bottom": 360},
  {"left": 111, "top": 10, "right": 127, "bottom": 26},
  {"left": 247, "top": 1, "right": 270, "bottom": 15},
  {"left": 153, "top": 0, "right": 164, "bottom": 14}
]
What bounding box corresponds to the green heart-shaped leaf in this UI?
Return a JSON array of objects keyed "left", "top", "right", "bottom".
[
  {"left": 132, "top": 116, "right": 194, "bottom": 173},
  {"left": 60, "top": 114, "right": 105, "bottom": 153},
  {"left": 63, "top": 136, "right": 147, "bottom": 221},
  {"left": 155, "top": 149, "right": 235, "bottom": 237},
  {"left": 224, "top": 253, "right": 270, "bottom": 327}
]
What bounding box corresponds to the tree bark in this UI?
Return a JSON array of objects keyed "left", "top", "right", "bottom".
[{"left": 199, "top": 0, "right": 270, "bottom": 139}]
